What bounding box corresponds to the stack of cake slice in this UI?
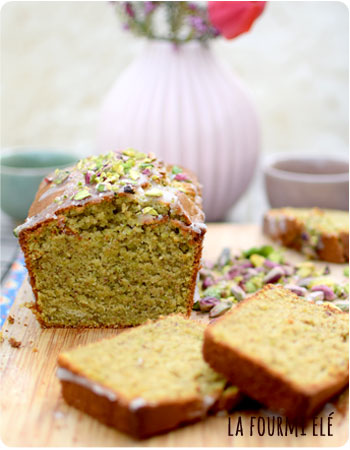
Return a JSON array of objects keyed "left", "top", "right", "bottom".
[{"left": 57, "top": 285, "right": 348, "bottom": 437}]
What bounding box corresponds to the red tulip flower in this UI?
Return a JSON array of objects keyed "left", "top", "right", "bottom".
[{"left": 208, "top": 1, "right": 266, "bottom": 39}]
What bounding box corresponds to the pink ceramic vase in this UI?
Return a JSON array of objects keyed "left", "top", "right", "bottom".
[{"left": 96, "top": 41, "right": 260, "bottom": 221}]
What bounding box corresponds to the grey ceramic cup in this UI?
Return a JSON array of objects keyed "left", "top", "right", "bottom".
[
  {"left": 1, "top": 148, "right": 79, "bottom": 221},
  {"left": 263, "top": 152, "right": 349, "bottom": 210}
]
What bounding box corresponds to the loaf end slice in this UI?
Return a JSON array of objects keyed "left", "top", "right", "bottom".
[
  {"left": 203, "top": 285, "right": 349, "bottom": 423},
  {"left": 263, "top": 207, "right": 349, "bottom": 263}
]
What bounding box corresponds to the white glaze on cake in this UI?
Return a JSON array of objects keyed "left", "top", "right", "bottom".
[
  {"left": 14, "top": 150, "right": 206, "bottom": 238},
  {"left": 56, "top": 367, "right": 117, "bottom": 402}
]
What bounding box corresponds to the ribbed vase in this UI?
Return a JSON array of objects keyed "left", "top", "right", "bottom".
[{"left": 96, "top": 40, "right": 260, "bottom": 221}]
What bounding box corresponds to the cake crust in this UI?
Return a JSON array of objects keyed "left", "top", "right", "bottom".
[
  {"left": 59, "top": 374, "right": 208, "bottom": 439},
  {"left": 203, "top": 285, "right": 349, "bottom": 423},
  {"left": 59, "top": 375, "right": 242, "bottom": 439}
]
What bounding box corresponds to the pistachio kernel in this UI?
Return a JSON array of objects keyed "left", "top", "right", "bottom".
[{"left": 73, "top": 189, "right": 91, "bottom": 201}]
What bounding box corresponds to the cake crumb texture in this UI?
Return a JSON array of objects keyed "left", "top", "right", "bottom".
[
  {"left": 203, "top": 285, "right": 349, "bottom": 421},
  {"left": 59, "top": 315, "right": 226, "bottom": 403},
  {"left": 58, "top": 315, "right": 238, "bottom": 438}
]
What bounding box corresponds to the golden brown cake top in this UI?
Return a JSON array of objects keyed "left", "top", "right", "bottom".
[{"left": 14, "top": 149, "right": 206, "bottom": 236}]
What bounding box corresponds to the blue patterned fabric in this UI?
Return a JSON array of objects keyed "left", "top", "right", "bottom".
[{"left": 1, "top": 253, "right": 27, "bottom": 327}]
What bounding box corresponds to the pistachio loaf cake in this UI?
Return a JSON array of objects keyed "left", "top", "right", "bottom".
[
  {"left": 263, "top": 207, "right": 349, "bottom": 263},
  {"left": 203, "top": 285, "right": 349, "bottom": 423},
  {"left": 57, "top": 315, "right": 241, "bottom": 438},
  {"left": 15, "top": 150, "right": 206, "bottom": 327}
]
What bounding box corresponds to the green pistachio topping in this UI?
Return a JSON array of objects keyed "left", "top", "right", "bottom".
[
  {"left": 74, "top": 189, "right": 91, "bottom": 201},
  {"left": 129, "top": 169, "right": 140, "bottom": 180},
  {"left": 96, "top": 183, "right": 106, "bottom": 192},
  {"left": 52, "top": 150, "right": 194, "bottom": 205},
  {"left": 140, "top": 163, "right": 154, "bottom": 169},
  {"left": 145, "top": 189, "right": 163, "bottom": 197},
  {"left": 53, "top": 170, "right": 70, "bottom": 185},
  {"left": 142, "top": 206, "right": 158, "bottom": 216},
  {"left": 172, "top": 166, "right": 183, "bottom": 174},
  {"left": 122, "top": 148, "right": 136, "bottom": 157}
]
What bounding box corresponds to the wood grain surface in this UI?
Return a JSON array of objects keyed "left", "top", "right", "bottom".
[{"left": 0, "top": 224, "right": 348, "bottom": 447}]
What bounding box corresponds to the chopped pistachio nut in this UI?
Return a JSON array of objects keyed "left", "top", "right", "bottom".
[
  {"left": 308, "top": 277, "right": 336, "bottom": 288},
  {"left": 96, "top": 183, "right": 106, "bottom": 192},
  {"left": 145, "top": 189, "right": 163, "bottom": 197},
  {"left": 245, "top": 276, "right": 263, "bottom": 293},
  {"left": 141, "top": 207, "right": 158, "bottom": 216},
  {"left": 140, "top": 163, "right": 154, "bottom": 169},
  {"left": 112, "top": 161, "right": 124, "bottom": 175},
  {"left": 172, "top": 166, "right": 183, "bottom": 174},
  {"left": 129, "top": 169, "right": 140, "bottom": 180},
  {"left": 296, "top": 262, "right": 317, "bottom": 278},
  {"left": 209, "top": 301, "right": 232, "bottom": 318},
  {"left": 202, "top": 286, "right": 222, "bottom": 299},
  {"left": 250, "top": 254, "right": 265, "bottom": 267},
  {"left": 46, "top": 150, "right": 183, "bottom": 206},
  {"left": 53, "top": 170, "right": 70, "bottom": 185},
  {"left": 123, "top": 160, "right": 135, "bottom": 172},
  {"left": 243, "top": 245, "right": 274, "bottom": 258},
  {"left": 196, "top": 245, "right": 349, "bottom": 319},
  {"left": 74, "top": 189, "right": 91, "bottom": 201},
  {"left": 54, "top": 197, "right": 64, "bottom": 204},
  {"left": 135, "top": 152, "right": 147, "bottom": 160},
  {"left": 122, "top": 148, "right": 135, "bottom": 157},
  {"left": 344, "top": 267, "right": 349, "bottom": 277}
]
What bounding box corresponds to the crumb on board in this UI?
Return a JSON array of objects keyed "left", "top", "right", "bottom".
[
  {"left": 32, "top": 347, "right": 38, "bottom": 353},
  {"left": 8, "top": 315, "right": 15, "bottom": 324},
  {"left": 8, "top": 337, "right": 21, "bottom": 348}
]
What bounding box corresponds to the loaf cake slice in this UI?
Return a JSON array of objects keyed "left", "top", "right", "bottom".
[
  {"left": 57, "top": 315, "right": 241, "bottom": 438},
  {"left": 263, "top": 207, "right": 349, "bottom": 263},
  {"left": 203, "top": 284, "right": 349, "bottom": 423},
  {"left": 15, "top": 150, "right": 206, "bottom": 327}
]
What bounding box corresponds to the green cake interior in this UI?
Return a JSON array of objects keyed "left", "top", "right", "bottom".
[
  {"left": 59, "top": 315, "right": 226, "bottom": 402},
  {"left": 25, "top": 197, "right": 199, "bottom": 327},
  {"left": 209, "top": 286, "right": 349, "bottom": 387}
]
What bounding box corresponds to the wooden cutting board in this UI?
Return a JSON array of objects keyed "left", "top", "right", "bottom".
[{"left": 0, "top": 224, "right": 348, "bottom": 447}]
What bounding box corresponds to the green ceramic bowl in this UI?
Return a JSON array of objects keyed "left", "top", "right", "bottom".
[{"left": 0, "top": 149, "right": 79, "bottom": 221}]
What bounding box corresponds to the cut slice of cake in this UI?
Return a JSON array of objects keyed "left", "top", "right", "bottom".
[
  {"left": 15, "top": 150, "right": 206, "bottom": 327},
  {"left": 263, "top": 207, "right": 349, "bottom": 263},
  {"left": 57, "top": 315, "right": 241, "bottom": 438},
  {"left": 203, "top": 284, "right": 349, "bottom": 423}
]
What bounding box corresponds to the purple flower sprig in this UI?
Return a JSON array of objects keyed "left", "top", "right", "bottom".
[{"left": 112, "top": 1, "right": 220, "bottom": 44}]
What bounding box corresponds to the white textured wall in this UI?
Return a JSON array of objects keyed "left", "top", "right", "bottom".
[{"left": 1, "top": 1, "right": 348, "bottom": 155}]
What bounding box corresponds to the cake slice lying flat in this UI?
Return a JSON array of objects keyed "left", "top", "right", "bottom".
[
  {"left": 203, "top": 285, "right": 349, "bottom": 423},
  {"left": 263, "top": 207, "right": 349, "bottom": 263},
  {"left": 57, "top": 315, "right": 241, "bottom": 438}
]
